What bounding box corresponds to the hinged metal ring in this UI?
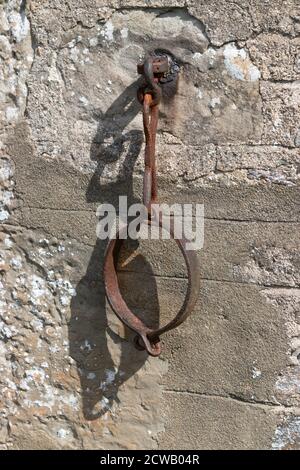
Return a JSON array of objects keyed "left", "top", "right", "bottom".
[{"left": 103, "top": 218, "right": 200, "bottom": 356}]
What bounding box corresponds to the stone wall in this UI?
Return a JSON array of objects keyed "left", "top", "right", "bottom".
[{"left": 0, "top": 0, "right": 299, "bottom": 450}]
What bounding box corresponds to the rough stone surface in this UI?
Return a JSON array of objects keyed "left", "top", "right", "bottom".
[{"left": 0, "top": 0, "right": 300, "bottom": 450}]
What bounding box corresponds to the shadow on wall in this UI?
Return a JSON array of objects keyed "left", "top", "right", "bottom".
[{"left": 68, "top": 80, "right": 159, "bottom": 419}]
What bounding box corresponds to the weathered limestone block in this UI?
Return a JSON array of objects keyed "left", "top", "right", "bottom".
[
  {"left": 25, "top": 5, "right": 263, "bottom": 174},
  {"left": 0, "top": 0, "right": 33, "bottom": 131},
  {"left": 272, "top": 416, "right": 300, "bottom": 450},
  {"left": 216, "top": 145, "right": 300, "bottom": 186},
  {"left": 189, "top": 0, "right": 300, "bottom": 45},
  {"left": 157, "top": 183, "right": 300, "bottom": 222},
  {"left": 159, "top": 393, "right": 278, "bottom": 450},
  {"left": 0, "top": 155, "right": 15, "bottom": 223},
  {"left": 189, "top": 0, "right": 254, "bottom": 46},
  {"left": 261, "top": 81, "right": 300, "bottom": 147},
  {"left": 118, "top": 221, "right": 300, "bottom": 287},
  {"left": 247, "top": 34, "right": 300, "bottom": 81},
  {"left": 248, "top": 0, "right": 300, "bottom": 37},
  {"left": 162, "top": 42, "right": 262, "bottom": 146},
  {"left": 119, "top": 271, "right": 288, "bottom": 406},
  {"left": 261, "top": 288, "right": 300, "bottom": 406}
]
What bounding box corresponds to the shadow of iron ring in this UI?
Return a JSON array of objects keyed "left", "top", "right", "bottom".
[{"left": 103, "top": 219, "right": 200, "bottom": 357}]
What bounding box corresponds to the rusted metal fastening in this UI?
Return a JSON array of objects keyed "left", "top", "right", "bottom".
[{"left": 103, "top": 51, "right": 200, "bottom": 357}]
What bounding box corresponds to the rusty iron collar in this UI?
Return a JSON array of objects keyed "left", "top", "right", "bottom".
[{"left": 103, "top": 52, "right": 200, "bottom": 357}]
